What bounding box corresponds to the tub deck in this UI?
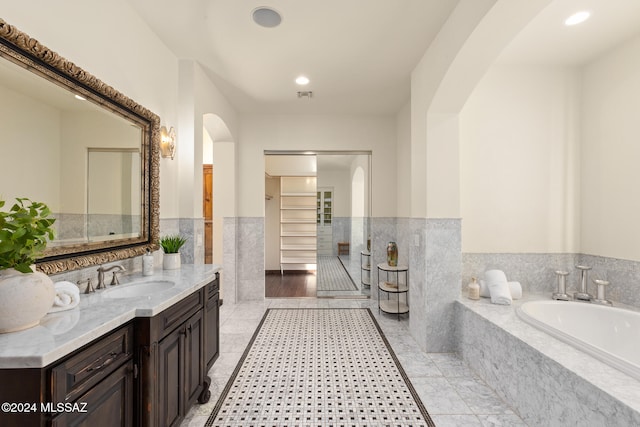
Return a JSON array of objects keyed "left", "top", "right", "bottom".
[{"left": 455, "top": 294, "right": 640, "bottom": 426}]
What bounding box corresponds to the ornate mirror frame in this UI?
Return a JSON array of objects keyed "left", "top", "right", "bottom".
[{"left": 0, "top": 18, "right": 160, "bottom": 274}]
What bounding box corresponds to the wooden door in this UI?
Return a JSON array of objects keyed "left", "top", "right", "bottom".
[{"left": 203, "top": 165, "right": 213, "bottom": 264}]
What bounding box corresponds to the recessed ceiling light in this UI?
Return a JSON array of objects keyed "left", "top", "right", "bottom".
[
  {"left": 74, "top": 94, "right": 86, "bottom": 101},
  {"left": 252, "top": 7, "right": 282, "bottom": 28},
  {"left": 564, "top": 11, "right": 590, "bottom": 26},
  {"left": 295, "top": 76, "right": 310, "bottom": 85}
]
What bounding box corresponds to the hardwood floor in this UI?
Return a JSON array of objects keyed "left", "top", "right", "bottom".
[{"left": 265, "top": 271, "right": 317, "bottom": 298}]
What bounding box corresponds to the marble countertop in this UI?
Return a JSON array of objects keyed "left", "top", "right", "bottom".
[
  {"left": 0, "top": 264, "right": 221, "bottom": 369},
  {"left": 457, "top": 293, "right": 640, "bottom": 414}
]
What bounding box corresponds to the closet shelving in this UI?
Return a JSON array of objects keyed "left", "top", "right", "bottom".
[{"left": 280, "top": 176, "right": 317, "bottom": 273}]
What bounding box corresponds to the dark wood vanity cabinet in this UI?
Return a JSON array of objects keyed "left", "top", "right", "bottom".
[
  {"left": 0, "top": 272, "right": 220, "bottom": 427},
  {"left": 0, "top": 323, "right": 135, "bottom": 427},
  {"left": 137, "top": 272, "right": 220, "bottom": 427}
]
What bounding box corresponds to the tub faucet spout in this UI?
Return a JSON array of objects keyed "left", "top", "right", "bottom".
[{"left": 574, "top": 265, "right": 592, "bottom": 301}]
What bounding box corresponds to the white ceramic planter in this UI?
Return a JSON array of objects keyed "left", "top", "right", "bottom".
[
  {"left": 0, "top": 268, "right": 55, "bottom": 333},
  {"left": 163, "top": 253, "right": 181, "bottom": 270}
]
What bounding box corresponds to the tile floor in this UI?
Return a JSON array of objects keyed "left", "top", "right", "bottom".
[{"left": 180, "top": 299, "right": 528, "bottom": 427}]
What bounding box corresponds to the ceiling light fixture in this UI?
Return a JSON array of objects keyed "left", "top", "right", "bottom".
[
  {"left": 295, "top": 76, "right": 310, "bottom": 85},
  {"left": 74, "top": 94, "right": 86, "bottom": 101},
  {"left": 564, "top": 11, "right": 590, "bottom": 26},
  {"left": 252, "top": 7, "right": 282, "bottom": 28}
]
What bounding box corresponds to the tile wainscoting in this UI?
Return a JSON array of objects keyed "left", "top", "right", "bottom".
[{"left": 463, "top": 252, "right": 640, "bottom": 308}]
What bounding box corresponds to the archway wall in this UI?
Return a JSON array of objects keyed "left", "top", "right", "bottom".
[{"left": 406, "top": 0, "right": 553, "bottom": 351}]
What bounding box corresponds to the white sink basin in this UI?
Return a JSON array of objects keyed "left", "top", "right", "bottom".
[{"left": 102, "top": 280, "right": 175, "bottom": 298}]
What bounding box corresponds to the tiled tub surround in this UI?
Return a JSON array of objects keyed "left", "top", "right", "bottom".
[
  {"left": 0, "top": 264, "right": 220, "bottom": 368},
  {"left": 463, "top": 253, "right": 640, "bottom": 308},
  {"left": 455, "top": 295, "right": 640, "bottom": 427}
]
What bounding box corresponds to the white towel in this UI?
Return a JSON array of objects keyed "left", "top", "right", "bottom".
[
  {"left": 48, "top": 281, "right": 80, "bottom": 313},
  {"left": 479, "top": 279, "right": 522, "bottom": 300},
  {"left": 485, "top": 269, "right": 512, "bottom": 305},
  {"left": 509, "top": 281, "right": 522, "bottom": 299}
]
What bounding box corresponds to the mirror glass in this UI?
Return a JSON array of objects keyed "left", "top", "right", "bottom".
[{"left": 0, "top": 18, "right": 159, "bottom": 273}]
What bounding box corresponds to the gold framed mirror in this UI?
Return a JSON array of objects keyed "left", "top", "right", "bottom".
[{"left": 0, "top": 18, "right": 160, "bottom": 274}]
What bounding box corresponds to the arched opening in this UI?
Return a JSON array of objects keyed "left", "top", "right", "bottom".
[{"left": 203, "top": 113, "right": 235, "bottom": 300}]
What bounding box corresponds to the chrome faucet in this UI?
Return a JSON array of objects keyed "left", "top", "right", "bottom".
[
  {"left": 97, "top": 264, "right": 126, "bottom": 289},
  {"left": 574, "top": 265, "right": 592, "bottom": 301},
  {"left": 552, "top": 270, "right": 571, "bottom": 301},
  {"left": 591, "top": 279, "right": 612, "bottom": 306},
  {"left": 78, "top": 278, "right": 94, "bottom": 294}
]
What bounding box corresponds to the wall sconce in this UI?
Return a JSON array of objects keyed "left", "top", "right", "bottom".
[{"left": 160, "top": 126, "right": 176, "bottom": 159}]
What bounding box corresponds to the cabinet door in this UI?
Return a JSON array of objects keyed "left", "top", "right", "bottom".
[
  {"left": 184, "top": 310, "right": 204, "bottom": 408},
  {"left": 51, "top": 360, "right": 134, "bottom": 427},
  {"left": 158, "top": 326, "right": 184, "bottom": 427},
  {"left": 205, "top": 292, "right": 220, "bottom": 371}
]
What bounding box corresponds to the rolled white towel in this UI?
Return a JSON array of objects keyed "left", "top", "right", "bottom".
[
  {"left": 485, "top": 269, "right": 512, "bottom": 305},
  {"left": 479, "top": 280, "right": 490, "bottom": 298},
  {"left": 48, "top": 281, "right": 80, "bottom": 313},
  {"left": 479, "top": 279, "right": 522, "bottom": 300},
  {"left": 509, "top": 281, "right": 523, "bottom": 300}
]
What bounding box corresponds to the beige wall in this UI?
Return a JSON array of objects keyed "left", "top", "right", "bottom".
[
  {"left": 460, "top": 64, "right": 581, "bottom": 253},
  {"left": 239, "top": 114, "right": 396, "bottom": 218},
  {"left": 581, "top": 34, "right": 640, "bottom": 261}
]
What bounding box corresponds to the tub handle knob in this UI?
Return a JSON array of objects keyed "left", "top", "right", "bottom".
[
  {"left": 552, "top": 270, "right": 571, "bottom": 301},
  {"left": 591, "top": 279, "right": 612, "bottom": 306}
]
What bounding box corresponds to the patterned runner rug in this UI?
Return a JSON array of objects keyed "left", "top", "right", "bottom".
[
  {"left": 206, "top": 309, "right": 435, "bottom": 427},
  {"left": 317, "top": 256, "right": 358, "bottom": 291}
]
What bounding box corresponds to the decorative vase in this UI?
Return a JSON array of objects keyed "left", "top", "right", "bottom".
[
  {"left": 386, "top": 241, "right": 398, "bottom": 267},
  {"left": 0, "top": 268, "right": 55, "bottom": 333},
  {"left": 163, "top": 253, "right": 181, "bottom": 270}
]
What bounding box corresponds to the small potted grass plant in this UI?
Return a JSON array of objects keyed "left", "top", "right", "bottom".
[
  {"left": 159, "top": 234, "right": 188, "bottom": 270},
  {"left": 0, "top": 198, "right": 56, "bottom": 333}
]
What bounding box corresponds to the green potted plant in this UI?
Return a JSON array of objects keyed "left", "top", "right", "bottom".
[
  {"left": 159, "top": 234, "right": 188, "bottom": 270},
  {"left": 0, "top": 198, "right": 57, "bottom": 333}
]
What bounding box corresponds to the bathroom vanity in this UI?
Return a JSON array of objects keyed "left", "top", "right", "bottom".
[{"left": 0, "top": 265, "right": 220, "bottom": 427}]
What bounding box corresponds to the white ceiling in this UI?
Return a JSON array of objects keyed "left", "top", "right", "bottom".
[
  {"left": 498, "top": 0, "right": 640, "bottom": 66},
  {"left": 126, "top": 0, "right": 456, "bottom": 114},
  {"left": 127, "top": 0, "right": 640, "bottom": 115}
]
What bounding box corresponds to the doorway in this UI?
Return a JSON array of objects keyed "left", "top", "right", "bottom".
[{"left": 264, "top": 151, "right": 371, "bottom": 298}]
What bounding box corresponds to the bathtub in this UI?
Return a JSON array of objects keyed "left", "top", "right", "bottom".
[{"left": 517, "top": 300, "right": 640, "bottom": 381}]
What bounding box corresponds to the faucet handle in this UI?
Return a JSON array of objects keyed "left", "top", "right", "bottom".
[
  {"left": 110, "top": 271, "right": 123, "bottom": 286},
  {"left": 552, "top": 270, "right": 571, "bottom": 301},
  {"left": 591, "top": 279, "right": 612, "bottom": 306},
  {"left": 78, "top": 278, "right": 94, "bottom": 294}
]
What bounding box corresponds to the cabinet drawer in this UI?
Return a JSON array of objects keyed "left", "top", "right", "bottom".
[
  {"left": 158, "top": 289, "right": 204, "bottom": 337},
  {"left": 52, "top": 323, "right": 133, "bottom": 403}
]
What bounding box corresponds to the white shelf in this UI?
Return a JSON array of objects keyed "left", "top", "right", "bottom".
[
  {"left": 377, "top": 263, "right": 409, "bottom": 272},
  {"left": 281, "top": 176, "right": 317, "bottom": 273},
  {"left": 378, "top": 281, "right": 408, "bottom": 293},
  {"left": 281, "top": 231, "right": 316, "bottom": 237},
  {"left": 281, "top": 244, "right": 316, "bottom": 251},
  {"left": 281, "top": 206, "right": 316, "bottom": 210},
  {"left": 379, "top": 300, "right": 409, "bottom": 315},
  {"left": 280, "top": 257, "right": 317, "bottom": 264},
  {"left": 281, "top": 192, "right": 316, "bottom": 197}
]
